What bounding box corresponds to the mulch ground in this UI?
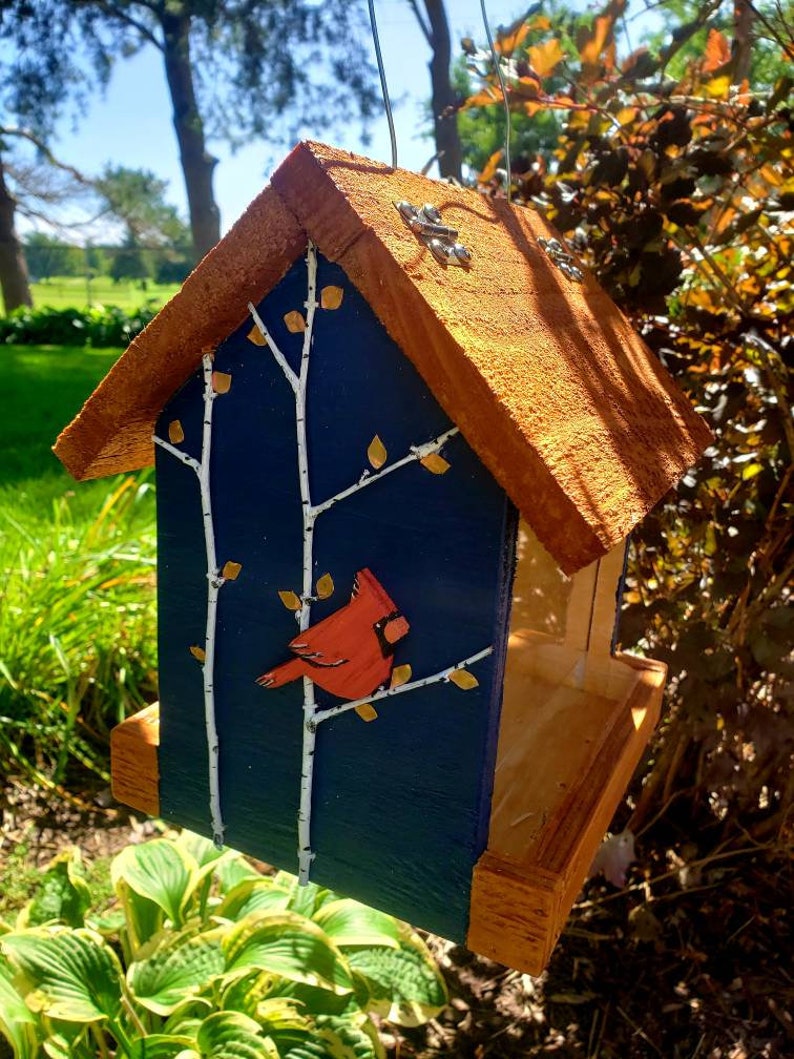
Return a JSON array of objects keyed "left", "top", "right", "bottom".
[{"left": 2, "top": 779, "right": 792, "bottom": 1059}]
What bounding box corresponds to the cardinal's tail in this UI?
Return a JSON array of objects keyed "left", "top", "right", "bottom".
[{"left": 256, "top": 656, "right": 305, "bottom": 689}]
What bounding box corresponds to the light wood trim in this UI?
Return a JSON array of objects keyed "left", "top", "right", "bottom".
[
  {"left": 468, "top": 656, "right": 665, "bottom": 975},
  {"left": 110, "top": 704, "right": 160, "bottom": 816}
]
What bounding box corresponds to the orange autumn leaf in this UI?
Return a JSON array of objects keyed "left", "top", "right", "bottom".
[
  {"left": 703, "top": 28, "right": 731, "bottom": 72},
  {"left": 478, "top": 148, "right": 503, "bottom": 183},
  {"left": 355, "top": 703, "right": 378, "bottom": 722},
  {"left": 528, "top": 38, "right": 565, "bottom": 78}
]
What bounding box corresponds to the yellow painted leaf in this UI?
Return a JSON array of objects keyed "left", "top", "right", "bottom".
[
  {"left": 367, "top": 435, "right": 387, "bottom": 470},
  {"left": 321, "top": 285, "right": 344, "bottom": 310},
  {"left": 278, "top": 590, "right": 302, "bottom": 611},
  {"left": 212, "top": 371, "right": 232, "bottom": 394},
  {"left": 284, "top": 310, "right": 306, "bottom": 333},
  {"left": 390, "top": 664, "right": 412, "bottom": 689},
  {"left": 222, "top": 561, "right": 242, "bottom": 581},
  {"left": 247, "top": 324, "right": 266, "bottom": 346},
  {"left": 189, "top": 645, "right": 206, "bottom": 663},
  {"left": 316, "top": 573, "right": 334, "bottom": 599},
  {"left": 420, "top": 453, "right": 450, "bottom": 475},
  {"left": 168, "top": 420, "right": 185, "bottom": 444},
  {"left": 449, "top": 668, "right": 479, "bottom": 690},
  {"left": 355, "top": 703, "right": 378, "bottom": 722}
]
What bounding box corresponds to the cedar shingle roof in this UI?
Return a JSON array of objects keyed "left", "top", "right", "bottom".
[{"left": 55, "top": 141, "right": 710, "bottom": 573}]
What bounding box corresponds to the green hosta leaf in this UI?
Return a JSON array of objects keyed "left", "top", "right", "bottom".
[
  {"left": 112, "top": 840, "right": 198, "bottom": 927},
  {"left": 196, "top": 1011, "right": 278, "bottom": 1058},
  {"left": 18, "top": 849, "right": 91, "bottom": 930},
  {"left": 1, "top": 927, "right": 124, "bottom": 1022},
  {"left": 163, "top": 995, "right": 214, "bottom": 1036},
  {"left": 312, "top": 901, "right": 401, "bottom": 950},
  {"left": 218, "top": 968, "right": 279, "bottom": 1018},
  {"left": 223, "top": 912, "right": 353, "bottom": 995},
  {"left": 313, "top": 1013, "right": 384, "bottom": 1059},
  {"left": 345, "top": 929, "right": 446, "bottom": 1026},
  {"left": 128, "top": 1033, "right": 200, "bottom": 1059},
  {"left": 117, "top": 878, "right": 164, "bottom": 952},
  {"left": 214, "top": 856, "right": 261, "bottom": 896},
  {"left": 128, "top": 923, "right": 226, "bottom": 1015},
  {"left": 274, "top": 875, "right": 337, "bottom": 919},
  {"left": 177, "top": 831, "right": 226, "bottom": 869},
  {"left": 0, "top": 958, "right": 39, "bottom": 1059},
  {"left": 217, "top": 879, "right": 292, "bottom": 921}
]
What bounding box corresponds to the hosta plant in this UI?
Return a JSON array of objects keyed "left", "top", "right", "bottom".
[{"left": 0, "top": 832, "right": 447, "bottom": 1058}]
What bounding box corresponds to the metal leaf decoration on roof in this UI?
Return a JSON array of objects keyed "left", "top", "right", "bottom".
[
  {"left": 247, "top": 325, "right": 266, "bottom": 346},
  {"left": 212, "top": 371, "right": 232, "bottom": 394},
  {"left": 316, "top": 573, "right": 334, "bottom": 600},
  {"left": 355, "top": 703, "right": 378, "bottom": 722},
  {"left": 449, "top": 668, "right": 479, "bottom": 690},
  {"left": 189, "top": 645, "right": 206, "bottom": 662},
  {"left": 420, "top": 453, "right": 451, "bottom": 475},
  {"left": 283, "top": 310, "right": 306, "bottom": 333},
  {"left": 168, "top": 420, "right": 185, "bottom": 444},
  {"left": 278, "top": 590, "right": 302, "bottom": 611},
  {"left": 321, "top": 285, "right": 344, "bottom": 310},
  {"left": 222, "top": 561, "right": 242, "bottom": 581},
  {"left": 390, "top": 664, "right": 412, "bottom": 689},
  {"left": 368, "top": 435, "right": 387, "bottom": 469}
]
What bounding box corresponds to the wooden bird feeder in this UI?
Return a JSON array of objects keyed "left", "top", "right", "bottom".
[{"left": 55, "top": 142, "right": 710, "bottom": 974}]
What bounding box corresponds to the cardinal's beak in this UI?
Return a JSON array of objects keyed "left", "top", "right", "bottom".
[{"left": 256, "top": 673, "right": 275, "bottom": 687}]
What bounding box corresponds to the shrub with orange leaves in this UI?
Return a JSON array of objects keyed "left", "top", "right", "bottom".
[{"left": 462, "top": 2, "right": 793, "bottom": 843}]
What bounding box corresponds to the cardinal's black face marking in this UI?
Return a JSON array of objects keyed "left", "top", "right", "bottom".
[{"left": 374, "top": 610, "right": 402, "bottom": 658}]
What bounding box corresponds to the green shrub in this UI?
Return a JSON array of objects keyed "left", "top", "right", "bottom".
[
  {"left": 0, "top": 305, "right": 157, "bottom": 348},
  {"left": 0, "top": 475, "right": 158, "bottom": 786},
  {"left": 0, "top": 833, "right": 447, "bottom": 1058}
]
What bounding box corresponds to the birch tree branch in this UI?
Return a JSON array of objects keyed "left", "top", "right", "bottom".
[
  {"left": 248, "top": 302, "right": 299, "bottom": 394},
  {"left": 313, "top": 645, "right": 494, "bottom": 726}
]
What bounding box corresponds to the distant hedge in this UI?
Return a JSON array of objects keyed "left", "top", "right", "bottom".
[{"left": 0, "top": 305, "right": 157, "bottom": 347}]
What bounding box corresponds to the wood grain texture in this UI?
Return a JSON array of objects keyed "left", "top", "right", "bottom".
[
  {"left": 468, "top": 657, "right": 665, "bottom": 974},
  {"left": 110, "top": 704, "right": 160, "bottom": 816},
  {"left": 155, "top": 253, "right": 515, "bottom": 942},
  {"left": 55, "top": 140, "right": 710, "bottom": 575}
]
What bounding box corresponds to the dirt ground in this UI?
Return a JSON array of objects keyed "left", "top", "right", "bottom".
[{"left": 1, "top": 779, "right": 791, "bottom": 1059}]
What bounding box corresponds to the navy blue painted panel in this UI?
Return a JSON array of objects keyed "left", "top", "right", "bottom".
[{"left": 156, "top": 252, "right": 516, "bottom": 941}]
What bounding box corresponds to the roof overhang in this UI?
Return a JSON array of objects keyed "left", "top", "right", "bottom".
[{"left": 54, "top": 141, "right": 710, "bottom": 574}]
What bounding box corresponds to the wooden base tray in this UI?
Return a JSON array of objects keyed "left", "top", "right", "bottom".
[
  {"left": 110, "top": 647, "right": 664, "bottom": 976},
  {"left": 467, "top": 639, "right": 665, "bottom": 973}
]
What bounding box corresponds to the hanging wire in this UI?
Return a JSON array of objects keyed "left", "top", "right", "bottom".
[
  {"left": 479, "top": 0, "right": 512, "bottom": 204},
  {"left": 368, "top": 0, "right": 397, "bottom": 169}
]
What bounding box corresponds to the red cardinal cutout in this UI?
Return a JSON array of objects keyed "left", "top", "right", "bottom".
[{"left": 257, "top": 568, "right": 410, "bottom": 700}]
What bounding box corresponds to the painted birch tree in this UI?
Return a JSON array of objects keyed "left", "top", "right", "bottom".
[{"left": 249, "top": 242, "right": 494, "bottom": 884}]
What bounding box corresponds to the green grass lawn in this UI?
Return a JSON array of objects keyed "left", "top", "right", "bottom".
[
  {"left": 1, "top": 344, "right": 158, "bottom": 786},
  {"left": 31, "top": 275, "right": 180, "bottom": 313}
]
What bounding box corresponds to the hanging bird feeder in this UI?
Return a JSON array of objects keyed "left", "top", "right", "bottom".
[{"left": 55, "top": 142, "right": 710, "bottom": 974}]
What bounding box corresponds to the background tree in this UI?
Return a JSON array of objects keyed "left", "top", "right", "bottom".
[
  {"left": 96, "top": 165, "right": 192, "bottom": 285},
  {"left": 406, "top": 0, "right": 463, "bottom": 180},
  {"left": 460, "top": 0, "right": 793, "bottom": 845},
  {"left": 0, "top": 1, "right": 95, "bottom": 311},
  {"left": 72, "top": 0, "right": 380, "bottom": 260}
]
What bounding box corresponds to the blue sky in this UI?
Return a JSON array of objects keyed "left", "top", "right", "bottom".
[{"left": 36, "top": 0, "right": 657, "bottom": 239}]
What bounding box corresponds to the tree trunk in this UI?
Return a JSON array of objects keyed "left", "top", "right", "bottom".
[
  {"left": 423, "top": 0, "right": 463, "bottom": 181},
  {"left": 161, "top": 10, "right": 220, "bottom": 261},
  {"left": 732, "top": 0, "right": 754, "bottom": 85},
  {"left": 0, "top": 155, "right": 33, "bottom": 313}
]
